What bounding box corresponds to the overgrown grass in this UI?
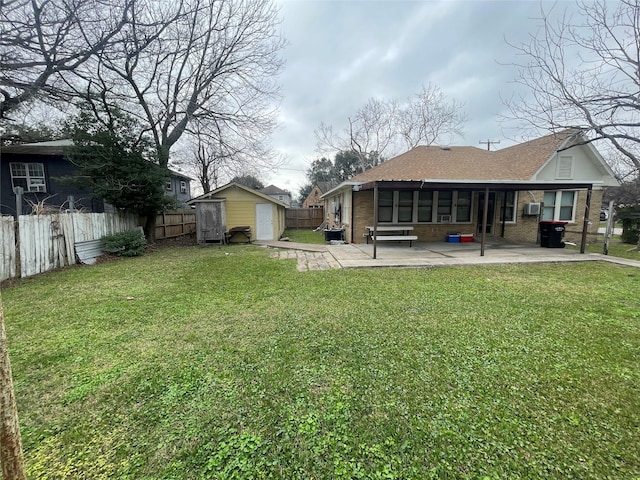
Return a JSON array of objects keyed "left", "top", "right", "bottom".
[
  {"left": 282, "top": 228, "right": 325, "bottom": 244},
  {"left": 2, "top": 245, "right": 639, "bottom": 479},
  {"left": 569, "top": 237, "right": 640, "bottom": 261}
]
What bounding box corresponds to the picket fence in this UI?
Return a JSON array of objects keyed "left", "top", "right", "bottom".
[{"left": 0, "top": 212, "right": 139, "bottom": 281}]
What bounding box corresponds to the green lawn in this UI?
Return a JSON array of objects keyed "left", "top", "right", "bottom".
[
  {"left": 282, "top": 228, "right": 326, "bottom": 244},
  {"left": 2, "top": 245, "right": 639, "bottom": 479}
]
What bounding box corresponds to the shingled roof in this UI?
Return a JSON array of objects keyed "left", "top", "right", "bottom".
[{"left": 349, "top": 130, "right": 579, "bottom": 183}]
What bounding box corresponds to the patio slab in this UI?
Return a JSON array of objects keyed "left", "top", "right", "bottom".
[{"left": 257, "top": 240, "right": 640, "bottom": 271}]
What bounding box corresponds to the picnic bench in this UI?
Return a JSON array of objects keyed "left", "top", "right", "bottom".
[
  {"left": 365, "top": 226, "right": 418, "bottom": 246},
  {"left": 225, "top": 226, "right": 252, "bottom": 244}
]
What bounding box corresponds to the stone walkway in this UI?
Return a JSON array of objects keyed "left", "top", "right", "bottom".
[{"left": 268, "top": 248, "right": 341, "bottom": 272}]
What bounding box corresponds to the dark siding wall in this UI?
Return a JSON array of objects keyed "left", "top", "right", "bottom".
[{"left": 1, "top": 153, "right": 103, "bottom": 215}]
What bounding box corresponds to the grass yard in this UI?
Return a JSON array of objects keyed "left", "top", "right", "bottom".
[
  {"left": 2, "top": 245, "right": 639, "bottom": 479},
  {"left": 282, "top": 228, "right": 326, "bottom": 244}
]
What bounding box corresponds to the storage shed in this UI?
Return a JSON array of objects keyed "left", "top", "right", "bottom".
[{"left": 188, "top": 183, "right": 287, "bottom": 243}]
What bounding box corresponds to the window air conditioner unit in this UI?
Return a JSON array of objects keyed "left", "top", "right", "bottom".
[
  {"left": 524, "top": 203, "right": 541, "bottom": 216},
  {"left": 438, "top": 215, "right": 452, "bottom": 223}
]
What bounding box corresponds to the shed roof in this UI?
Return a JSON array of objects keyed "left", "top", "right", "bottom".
[{"left": 188, "top": 182, "right": 288, "bottom": 208}]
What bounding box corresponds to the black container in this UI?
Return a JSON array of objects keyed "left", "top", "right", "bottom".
[
  {"left": 324, "top": 229, "right": 344, "bottom": 242},
  {"left": 539, "top": 221, "right": 567, "bottom": 248}
]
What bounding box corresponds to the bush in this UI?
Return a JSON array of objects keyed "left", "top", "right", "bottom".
[
  {"left": 102, "top": 229, "right": 147, "bottom": 257},
  {"left": 616, "top": 206, "right": 640, "bottom": 244}
]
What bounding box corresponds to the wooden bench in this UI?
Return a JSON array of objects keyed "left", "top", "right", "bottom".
[
  {"left": 370, "top": 235, "right": 418, "bottom": 246},
  {"left": 365, "top": 226, "right": 416, "bottom": 246}
]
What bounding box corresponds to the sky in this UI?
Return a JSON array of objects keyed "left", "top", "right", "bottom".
[{"left": 263, "top": 0, "right": 576, "bottom": 197}]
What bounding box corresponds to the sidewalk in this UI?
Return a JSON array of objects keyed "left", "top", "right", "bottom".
[{"left": 256, "top": 240, "right": 640, "bottom": 271}]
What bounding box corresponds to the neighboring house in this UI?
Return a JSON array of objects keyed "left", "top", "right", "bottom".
[
  {"left": 188, "top": 182, "right": 287, "bottom": 242},
  {"left": 322, "top": 130, "right": 619, "bottom": 245},
  {"left": 259, "top": 184, "right": 292, "bottom": 207},
  {"left": 1, "top": 140, "right": 192, "bottom": 216},
  {"left": 302, "top": 181, "right": 337, "bottom": 209},
  {"left": 165, "top": 169, "right": 193, "bottom": 208}
]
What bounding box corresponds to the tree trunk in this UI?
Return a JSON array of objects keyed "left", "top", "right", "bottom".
[
  {"left": 0, "top": 296, "right": 26, "bottom": 480},
  {"left": 144, "top": 212, "right": 158, "bottom": 243}
]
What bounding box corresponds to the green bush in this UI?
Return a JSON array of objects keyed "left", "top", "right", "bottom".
[
  {"left": 616, "top": 206, "right": 640, "bottom": 244},
  {"left": 102, "top": 229, "right": 147, "bottom": 257}
]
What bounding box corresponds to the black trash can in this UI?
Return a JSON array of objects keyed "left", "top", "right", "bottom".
[
  {"left": 539, "top": 221, "right": 567, "bottom": 248},
  {"left": 324, "top": 228, "right": 344, "bottom": 242}
]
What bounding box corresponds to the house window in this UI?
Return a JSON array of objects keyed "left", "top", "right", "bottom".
[
  {"left": 437, "top": 191, "right": 452, "bottom": 220},
  {"left": 417, "top": 191, "right": 433, "bottom": 222},
  {"left": 502, "top": 191, "right": 517, "bottom": 222},
  {"left": 10, "top": 162, "right": 46, "bottom": 192},
  {"left": 166, "top": 179, "right": 173, "bottom": 191},
  {"left": 398, "top": 191, "right": 413, "bottom": 222},
  {"left": 378, "top": 190, "right": 472, "bottom": 223},
  {"left": 180, "top": 181, "right": 187, "bottom": 194},
  {"left": 543, "top": 190, "right": 576, "bottom": 221},
  {"left": 378, "top": 191, "right": 393, "bottom": 222},
  {"left": 456, "top": 191, "right": 472, "bottom": 222}
]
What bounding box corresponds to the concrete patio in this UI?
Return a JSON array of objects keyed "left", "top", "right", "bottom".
[{"left": 257, "top": 239, "right": 640, "bottom": 271}]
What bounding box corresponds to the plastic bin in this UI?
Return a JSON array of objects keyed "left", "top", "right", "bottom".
[
  {"left": 539, "top": 221, "right": 567, "bottom": 248},
  {"left": 459, "top": 234, "right": 474, "bottom": 243},
  {"left": 446, "top": 234, "right": 460, "bottom": 243}
]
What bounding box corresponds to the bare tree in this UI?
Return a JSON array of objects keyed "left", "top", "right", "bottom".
[
  {"left": 505, "top": 0, "right": 640, "bottom": 176},
  {"left": 75, "top": 0, "right": 286, "bottom": 170},
  {"left": 315, "top": 85, "right": 466, "bottom": 172},
  {"left": 0, "top": 0, "right": 133, "bottom": 118},
  {"left": 398, "top": 83, "right": 467, "bottom": 149},
  {"left": 176, "top": 117, "right": 285, "bottom": 194}
]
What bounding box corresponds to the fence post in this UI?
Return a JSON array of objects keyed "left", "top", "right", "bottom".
[{"left": 13, "top": 187, "right": 23, "bottom": 217}]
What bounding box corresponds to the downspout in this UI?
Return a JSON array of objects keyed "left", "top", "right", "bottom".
[
  {"left": 481, "top": 187, "right": 489, "bottom": 256},
  {"left": 580, "top": 186, "right": 592, "bottom": 254},
  {"left": 373, "top": 183, "right": 379, "bottom": 260}
]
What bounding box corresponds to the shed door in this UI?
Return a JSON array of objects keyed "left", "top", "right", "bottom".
[{"left": 255, "top": 203, "right": 273, "bottom": 240}]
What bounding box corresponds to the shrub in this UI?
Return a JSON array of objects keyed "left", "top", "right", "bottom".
[
  {"left": 102, "top": 229, "right": 147, "bottom": 257},
  {"left": 616, "top": 206, "right": 640, "bottom": 244}
]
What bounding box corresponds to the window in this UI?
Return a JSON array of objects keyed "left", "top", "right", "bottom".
[
  {"left": 456, "top": 191, "right": 472, "bottom": 222},
  {"left": 378, "top": 191, "right": 393, "bottom": 222},
  {"left": 397, "top": 191, "right": 413, "bottom": 222},
  {"left": 377, "top": 190, "right": 472, "bottom": 223},
  {"left": 10, "top": 163, "right": 46, "bottom": 192},
  {"left": 180, "top": 181, "right": 187, "bottom": 194},
  {"left": 417, "top": 191, "right": 433, "bottom": 222},
  {"left": 502, "top": 191, "right": 517, "bottom": 222},
  {"left": 166, "top": 179, "right": 173, "bottom": 191},
  {"left": 437, "top": 191, "right": 452, "bottom": 219},
  {"left": 543, "top": 190, "right": 576, "bottom": 221}
]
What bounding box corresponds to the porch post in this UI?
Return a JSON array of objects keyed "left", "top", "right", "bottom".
[
  {"left": 481, "top": 187, "right": 489, "bottom": 256},
  {"left": 580, "top": 186, "right": 592, "bottom": 254},
  {"left": 373, "top": 182, "right": 378, "bottom": 260}
]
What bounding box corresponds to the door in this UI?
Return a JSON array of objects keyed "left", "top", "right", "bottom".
[
  {"left": 255, "top": 203, "right": 274, "bottom": 240},
  {"left": 477, "top": 192, "right": 496, "bottom": 235}
]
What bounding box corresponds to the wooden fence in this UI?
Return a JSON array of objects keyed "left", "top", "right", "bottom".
[
  {"left": 154, "top": 210, "right": 196, "bottom": 239},
  {"left": 0, "top": 212, "right": 138, "bottom": 281},
  {"left": 286, "top": 207, "right": 325, "bottom": 229}
]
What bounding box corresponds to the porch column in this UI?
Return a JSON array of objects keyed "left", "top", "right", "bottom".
[
  {"left": 480, "top": 187, "right": 490, "bottom": 256},
  {"left": 373, "top": 183, "right": 378, "bottom": 260},
  {"left": 580, "top": 186, "right": 592, "bottom": 254}
]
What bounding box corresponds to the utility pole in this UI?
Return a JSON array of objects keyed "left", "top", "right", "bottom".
[{"left": 479, "top": 139, "right": 500, "bottom": 151}]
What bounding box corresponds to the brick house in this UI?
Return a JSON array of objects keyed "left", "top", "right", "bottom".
[{"left": 322, "top": 130, "right": 619, "bottom": 248}]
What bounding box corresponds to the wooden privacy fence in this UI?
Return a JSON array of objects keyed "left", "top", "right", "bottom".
[
  {"left": 286, "top": 207, "right": 324, "bottom": 229},
  {"left": 0, "top": 212, "right": 138, "bottom": 281},
  {"left": 155, "top": 210, "right": 196, "bottom": 239}
]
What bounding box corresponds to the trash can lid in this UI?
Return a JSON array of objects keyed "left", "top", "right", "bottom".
[{"left": 539, "top": 220, "right": 568, "bottom": 224}]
